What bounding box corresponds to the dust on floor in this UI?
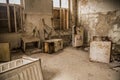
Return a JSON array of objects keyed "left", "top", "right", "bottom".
[{"left": 12, "top": 47, "right": 120, "bottom": 80}]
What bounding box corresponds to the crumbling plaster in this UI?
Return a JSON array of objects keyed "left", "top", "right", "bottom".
[
  {"left": 23, "top": 0, "right": 53, "bottom": 41},
  {"left": 24, "top": 13, "right": 52, "bottom": 41},
  {"left": 24, "top": 0, "right": 73, "bottom": 47},
  {"left": 0, "top": 0, "right": 53, "bottom": 49},
  {"left": 24, "top": 13, "right": 72, "bottom": 46},
  {"left": 78, "top": 0, "right": 120, "bottom": 45}
]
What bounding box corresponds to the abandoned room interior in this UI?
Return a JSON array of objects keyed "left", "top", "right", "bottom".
[{"left": 0, "top": 0, "right": 120, "bottom": 80}]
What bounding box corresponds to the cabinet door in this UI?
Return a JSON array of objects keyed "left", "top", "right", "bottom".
[{"left": 0, "top": 43, "right": 10, "bottom": 61}]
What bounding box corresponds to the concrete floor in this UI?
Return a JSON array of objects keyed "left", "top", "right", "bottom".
[{"left": 12, "top": 47, "right": 120, "bottom": 80}]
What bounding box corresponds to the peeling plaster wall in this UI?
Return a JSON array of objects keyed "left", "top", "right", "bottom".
[
  {"left": 0, "top": 0, "right": 71, "bottom": 49},
  {"left": 24, "top": 0, "right": 53, "bottom": 42},
  {"left": 24, "top": 14, "right": 52, "bottom": 41},
  {"left": 0, "top": 33, "right": 21, "bottom": 49},
  {"left": 78, "top": 0, "right": 120, "bottom": 14},
  {"left": 24, "top": 13, "right": 72, "bottom": 47},
  {"left": 78, "top": 0, "right": 120, "bottom": 45},
  {"left": 0, "top": 0, "right": 53, "bottom": 49},
  {"left": 24, "top": 0, "right": 72, "bottom": 47}
]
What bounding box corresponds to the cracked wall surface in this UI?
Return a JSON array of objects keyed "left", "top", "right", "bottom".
[
  {"left": 24, "top": 0, "right": 72, "bottom": 47},
  {"left": 78, "top": 0, "right": 120, "bottom": 45}
]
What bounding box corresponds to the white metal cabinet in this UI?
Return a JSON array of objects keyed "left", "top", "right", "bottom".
[{"left": 90, "top": 41, "right": 111, "bottom": 63}]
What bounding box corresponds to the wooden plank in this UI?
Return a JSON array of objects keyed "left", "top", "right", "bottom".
[
  {"left": 62, "top": 9, "right": 66, "bottom": 30},
  {"left": 0, "top": 43, "right": 10, "bottom": 61},
  {"left": 64, "top": 9, "right": 66, "bottom": 30},
  {"left": 66, "top": 9, "right": 69, "bottom": 29},
  {"left": 51, "top": 0, "right": 54, "bottom": 27},
  {"left": 22, "top": 7, "right": 25, "bottom": 25},
  {"left": 68, "top": 0, "right": 70, "bottom": 29},
  {"left": 59, "top": 0, "right": 62, "bottom": 30},
  {"left": 14, "top": 5, "right": 17, "bottom": 32},
  {"left": 7, "top": 4, "right": 11, "bottom": 32},
  {"left": 20, "top": 7, "right": 23, "bottom": 29}
]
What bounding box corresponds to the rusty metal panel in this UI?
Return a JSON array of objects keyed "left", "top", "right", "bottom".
[
  {"left": 90, "top": 41, "right": 111, "bottom": 63},
  {"left": 0, "top": 57, "right": 43, "bottom": 80},
  {"left": 0, "top": 43, "right": 10, "bottom": 61}
]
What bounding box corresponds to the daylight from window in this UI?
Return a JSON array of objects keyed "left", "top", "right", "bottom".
[
  {"left": 0, "top": 0, "right": 20, "bottom": 4},
  {"left": 53, "top": 0, "right": 68, "bottom": 8},
  {"left": 53, "top": 0, "right": 60, "bottom": 7},
  {"left": 9, "top": 0, "right": 20, "bottom": 4},
  {"left": 61, "top": 0, "right": 68, "bottom": 8},
  {"left": 0, "top": 0, "right": 6, "bottom": 3}
]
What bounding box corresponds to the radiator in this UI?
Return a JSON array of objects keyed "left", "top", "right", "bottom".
[{"left": 0, "top": 57, "right": 43, "bottom": 80}]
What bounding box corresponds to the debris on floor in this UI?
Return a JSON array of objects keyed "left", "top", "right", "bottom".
[
  {"left": 111, "top": 53, "right": 120, "bottom": 62},
  {"left": 30, "top": 48, "right": 42, "bottom": 53},
  {"left": 84, "top": 47, "right": 89, "bottom": 51},
  {"left": 109, "top": 62, "right": 120, "bottom": 72}
]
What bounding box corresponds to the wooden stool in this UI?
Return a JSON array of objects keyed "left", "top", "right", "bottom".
[{"left": 21, "top": 37, "right": 40, "bottom": 52}]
